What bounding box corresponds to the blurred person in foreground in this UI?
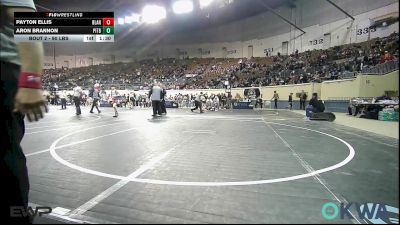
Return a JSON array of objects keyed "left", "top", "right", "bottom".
[{"left": 1, "top": 0, "right": 48, "bottom": 223}]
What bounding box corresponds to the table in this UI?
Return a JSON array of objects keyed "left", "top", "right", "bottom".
[{"left": 350, "top": 102, "right": 398, "bottom": 119}]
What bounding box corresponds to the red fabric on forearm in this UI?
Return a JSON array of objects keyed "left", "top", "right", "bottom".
[{"left": 18, "top": 72, "right": 42, "bottom": 89}]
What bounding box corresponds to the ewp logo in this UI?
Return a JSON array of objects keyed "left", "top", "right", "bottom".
[{"left": 321, "top": 202, "right": 399, "bottom": 224}]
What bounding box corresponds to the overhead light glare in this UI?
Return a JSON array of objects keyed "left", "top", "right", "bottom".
[
  {"left": 117, "top": 17, "right": 125, "bottom": 25},
  {"left": 142, "top": 5, "right": 167, "bottom": 24},
  {"left": 199, "top": 0, "right": 213, "bottom": 8},
  {"left": 173, "top": 0, "right": 194, "bottom": 14},
  {"left": 125, "top": 13, "right": 141, "bottom": 24}
]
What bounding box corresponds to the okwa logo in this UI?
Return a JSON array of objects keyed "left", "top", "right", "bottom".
[{"left": 321, "top": 202, "right": 399, "bottom": 224}]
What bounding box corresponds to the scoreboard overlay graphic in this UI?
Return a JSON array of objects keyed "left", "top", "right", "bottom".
[{"left": 14, "top": 12, "right": 114, "bottom": 42}]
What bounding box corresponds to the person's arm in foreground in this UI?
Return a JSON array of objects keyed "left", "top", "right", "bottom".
[{"left": 9, "top": 7, "right": 48, "bottom": 122}]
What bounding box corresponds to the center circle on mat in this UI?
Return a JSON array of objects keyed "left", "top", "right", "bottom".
[{"left": 49, "top": 119, "right": 355, "bottom": 186}]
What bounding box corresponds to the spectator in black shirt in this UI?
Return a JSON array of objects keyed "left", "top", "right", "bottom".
[
  {"left": 299, "top": 90, "right": 307, "bottom": 110},
  {"left": 309, "top": 93, "right": 325, "bottom": 113},
  {"left": 288, "top": 93, "right": 293, "bottom": 110}
]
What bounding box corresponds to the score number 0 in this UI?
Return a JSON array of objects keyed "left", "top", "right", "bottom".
[
  {"left": 102, "top": 18, "right": 114, "bottom": 34},
  {"left": 103, "top": 18, "right": 114, "bottom": 26}
]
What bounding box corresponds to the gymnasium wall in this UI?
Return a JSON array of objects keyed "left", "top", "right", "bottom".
[
  {"left": 257, "top": 83, "right": 312, "bottom": 100},
  {"left": 151, "top": 0, "right": 399, "bottom": 60},
  {"left": 44, "top": 0, "right": 399, "bottom": 67},
  {"left": 320, "top": 78, "right": 360, "bottom": 100},
  {"left": 161, "top": 0, "right": 398, "bottom": 44},
  {"left": 183, "top": 71, "right": 399, "bottom": 101},
  {"left": 320, "top": 70, "right": 399, "bottom": 99},
  {"left": 358, "top": 71, "right": 399, "bottom": 97}
]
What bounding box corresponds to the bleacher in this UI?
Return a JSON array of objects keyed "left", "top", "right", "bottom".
[{"left": 42, "top": 32, "right": 399, "bottom": 91}]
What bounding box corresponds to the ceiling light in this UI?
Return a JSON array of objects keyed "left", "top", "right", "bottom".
[
  {"left": 199, "top": 0, "right": 213, "bottom": 8},
  {"left": 125, "top": 13, "right": 141, "bottom": 24},
  {"left": 142, "top": 5, "right": 167, "bottom": 24},
  {"left": 117, "top": 17, "right": 125, "bottom": 25},
  {"left": 173, "top": 0, "right": 194, "bottom": 14}
]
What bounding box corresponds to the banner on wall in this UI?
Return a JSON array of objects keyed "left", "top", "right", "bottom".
[
  {"left": 244, "top": 88, "right": 260, "bottom": 99},
  {"left": 232, "top": 101, "right": 253, "bottom": 109}
]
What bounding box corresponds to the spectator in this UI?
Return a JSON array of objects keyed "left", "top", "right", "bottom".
[
  {"left": 299, "top": 90, "right": 307, "bottom": 110},
  {"left": 381, "top": 51, "right": 394, "bottom": 63},
  {"left": 289, "top": 93, "right": 293, "bottom": 110},
  {"left": 271, "top": 91, "right": 279, "bottom": 109},
  {"left": 40, "top": 32, "right": 398, "bottom": 91},
  {"left": 309, "top": 93, "right": 325, "bottom": 113}
]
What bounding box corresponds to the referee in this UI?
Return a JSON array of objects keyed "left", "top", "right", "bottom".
[
  {"left": 149, "top": 81, "right": 163, "bottom": 117},
  {"left": 73, "top": 82, "right": 82, "bottom": 115}
]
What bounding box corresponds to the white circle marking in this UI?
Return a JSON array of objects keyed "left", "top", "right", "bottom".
[{"left": 49, "top": 121, "right": 355, "bottom": 186}]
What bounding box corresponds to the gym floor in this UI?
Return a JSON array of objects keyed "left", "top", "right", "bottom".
[{"left": 23, "top": 105, "right": 398, "bottom": 224}]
